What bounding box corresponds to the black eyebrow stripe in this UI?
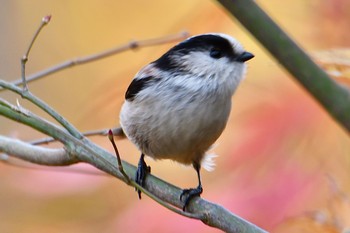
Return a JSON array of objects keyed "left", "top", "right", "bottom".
[{"left": 153, "top": 35, "right": 236, "bottom": 72}]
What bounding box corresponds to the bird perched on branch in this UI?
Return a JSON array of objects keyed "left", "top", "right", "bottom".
[{"left": 120, "top": 33, "right": 254, "bottom": 211}]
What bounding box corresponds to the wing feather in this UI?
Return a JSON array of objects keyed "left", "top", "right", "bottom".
[{"left": 125, "top": 76, "right": 154, "bottom": 101}]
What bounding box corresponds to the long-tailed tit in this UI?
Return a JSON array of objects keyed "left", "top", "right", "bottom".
[{"left": 120, "top": 33, "right": 254, "bottom": 211}]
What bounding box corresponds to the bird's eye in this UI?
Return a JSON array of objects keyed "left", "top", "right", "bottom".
[{"left": 209, "top": 48, "right": 223, "bottom": 59}]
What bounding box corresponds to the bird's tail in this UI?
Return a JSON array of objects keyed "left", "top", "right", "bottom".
[{"left": 201, "top": 153, "right": 218, "bottom": 172}]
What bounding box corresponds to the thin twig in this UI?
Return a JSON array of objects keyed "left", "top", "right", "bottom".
[
  {"left": 108, "top": 129, "right": 130, "bottom": 182},
  {"left": 0, "top": 31, "right": 189, "bottom": 91},
  {"left": 29, "top": 127, "right": 125, "bottom": 145},
  {"left": 20, "top": 15, "right": 51, "bottom": 91},
  {"left": 0, "top": 80, "right": 82, "bottom": 139},
  {"left": 12, "top": 15, "right": 82, "bottom": 138},
  {"left": 84, "top": 127, "right": 125, "bottom": 138}
]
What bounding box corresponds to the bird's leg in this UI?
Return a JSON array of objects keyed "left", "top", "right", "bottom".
[
  {"left": 180, "top": 162, "right": 203, "bottom": 211},
  {"left": 135, "top": 153, "right": 151, "bottom": 199}
]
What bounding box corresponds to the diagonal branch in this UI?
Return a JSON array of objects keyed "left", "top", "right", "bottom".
[{"left": 217, "top": 0, "right": 350, "bottom": 132}]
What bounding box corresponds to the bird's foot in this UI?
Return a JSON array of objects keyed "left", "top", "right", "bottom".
[
  {"left": 135, "top": 154, "right": 151, "bottom": 199},
  {"left": 180, "top": 185, "right": 203, "bottom": 211}
]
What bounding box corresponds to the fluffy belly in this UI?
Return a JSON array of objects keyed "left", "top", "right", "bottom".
[{"left": 120, "top": 98, "right": 231, "bottom": 165}]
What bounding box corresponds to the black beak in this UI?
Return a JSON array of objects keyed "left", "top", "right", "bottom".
[{"left": 236, "top": 51, "right": 254, "bottom": 62}]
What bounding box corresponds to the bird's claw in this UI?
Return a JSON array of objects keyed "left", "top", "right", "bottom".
[{"left": 180, "top": 185, "right": 203, "bottom": 211}]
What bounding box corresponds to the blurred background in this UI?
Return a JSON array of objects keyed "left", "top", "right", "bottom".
[{"left": 1, "top": 0, "right": 350, "bottom": 232}]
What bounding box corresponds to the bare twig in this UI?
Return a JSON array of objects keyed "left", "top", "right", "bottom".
[
  {"left": 21, "top": 15, "right": 51, "bottom": 91},
  {"left": 29, "top": 136, "right": 66, "bottom": 145},
  {"left": 108, "top": 129, "right": 130, "bottom": 182},
  {"left": 0, "top": 80, "right": 82, "bottom": 139},
  {"left": 11, "top": 15, "right": 82, "bottom": 139},
  {"left": 0, "top": 31, "right": 189, "bottom": 91},
  {"left": 29, "top": 127, "right": 125, "bottom": 145},
  {"left": 79, "top": 127, "right": 125, "bottom": 138}
]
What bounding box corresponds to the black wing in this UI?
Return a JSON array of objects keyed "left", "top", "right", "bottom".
[{"left": 125, "top": 76, "right": 154, "bottom": 101}]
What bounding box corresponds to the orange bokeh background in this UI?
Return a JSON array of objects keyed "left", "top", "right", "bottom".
[{"left": 1, "top": 1, "right": 350, "bottom": 232}]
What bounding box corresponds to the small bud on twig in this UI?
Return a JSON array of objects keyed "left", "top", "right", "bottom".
[{"left": 42, "top": 15, "right": 52, "bottom": 24}]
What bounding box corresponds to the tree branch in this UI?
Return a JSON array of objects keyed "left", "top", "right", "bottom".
[
  {"left": 0, "top": 135, "right": 77, "bottom": 165},
  {"left": 217, "top": 0, "right": 350, "bottom": 132}
]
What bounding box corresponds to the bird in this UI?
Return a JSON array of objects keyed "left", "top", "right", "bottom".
[{"left": 119, "top": 33, "right": 254, "bottom": 211}]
